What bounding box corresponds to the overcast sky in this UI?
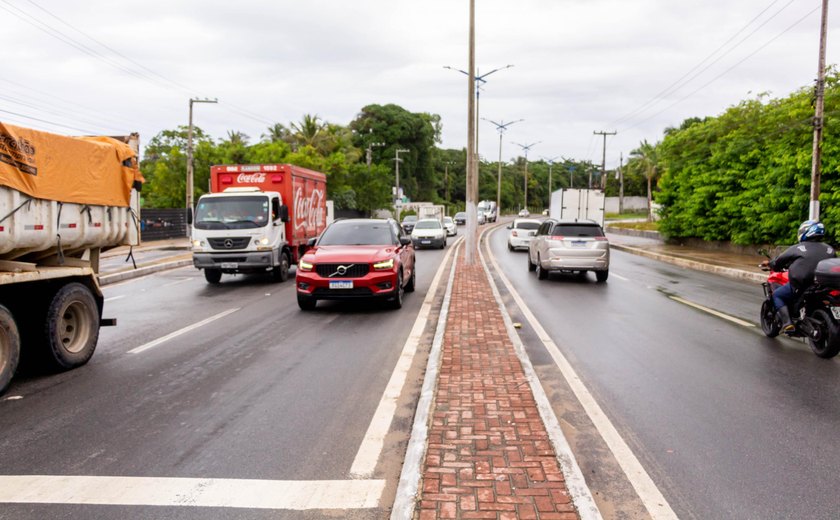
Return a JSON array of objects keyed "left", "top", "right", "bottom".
[{"left": 0, "top": 0, "right": 835, "bottom": 169}]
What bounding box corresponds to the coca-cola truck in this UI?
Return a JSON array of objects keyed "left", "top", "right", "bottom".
[{"left": 190, "top": 164, "right": 327, "bottom": 284}]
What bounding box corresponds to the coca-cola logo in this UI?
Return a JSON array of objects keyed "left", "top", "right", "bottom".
[
  {"left": 237, "top": 172, "right": 266, "bottom": 183},
  {"left": 294, "top": 187, "right": 325, "bottom": 231}
]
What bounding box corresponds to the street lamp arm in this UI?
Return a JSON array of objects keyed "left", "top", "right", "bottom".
[{"left": 477, "top": 64, "right": 514, "bottom": 81}]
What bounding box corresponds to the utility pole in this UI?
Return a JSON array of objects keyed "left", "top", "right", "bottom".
[
  {"left": 186, "top": 97, "right": 217, "bottom": 235},
  {"left": 810, "top": 0, "right": 830, "bottom": 221},
  {"left": 593, "top": 130, "right": 616, "bottom": 190},
  {"left": 618, "top": 152, "right": 625, "bottom": 214},
  {"left": 484, "top": 118, "right": 523, "bottom": 217},
  {"left": 513, "top": 141, "right": 540, "bottom": 210},
  {"left": 465, "top": 0, "right": 478, "bottom": 264},
  {"left": 443, "top": 160, "right": 455, "bottom": 205},
  {"left": 542, "top": 156, "right": 560, "bottom": 199},
  {"left": 394, "top": 149, "right": 409, "bottom": 221},
  {"left": 366, "top": 138, "right": 385, "bottom": 174}
]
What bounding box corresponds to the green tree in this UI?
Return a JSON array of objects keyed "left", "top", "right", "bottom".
[{"left": 630, "top": 140, "right": 660, "bottom": 221}]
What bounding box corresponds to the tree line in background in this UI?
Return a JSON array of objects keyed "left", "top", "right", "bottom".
[
  {"left": 141, "top": 69, "right": 839, "bottom": 247},
  {"left": 140, "top": 104, "right": 650, "bottom": 217}
]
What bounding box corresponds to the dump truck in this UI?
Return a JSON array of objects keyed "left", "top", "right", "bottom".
[
  {"left": 0, "top": 122, "right": 142, "bottom": 394},
  {"left": 190, "top": 164, "right": 327, "bottom": 284}
]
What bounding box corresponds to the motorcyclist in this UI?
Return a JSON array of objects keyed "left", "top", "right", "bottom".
[{"left": 761, "top": 220, "right": 836, "bottom": 333}]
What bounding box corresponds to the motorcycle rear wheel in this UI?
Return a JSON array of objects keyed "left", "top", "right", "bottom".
[
  {"left": 760, "top": 300, "right": 780, "bottom": 338},
  {"left": 807, "top": 308, "right": 840, "bottom": 359}
]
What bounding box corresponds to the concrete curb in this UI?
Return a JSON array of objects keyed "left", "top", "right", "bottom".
[
  {"left": 99, "top": 259, "right": 193, "bottom": 286},
  {"left": 605, "top": 225, "right": 663, "bottom": 241},
  {"left": 611, "top": 243, "right": 765, "bottom": 283}
]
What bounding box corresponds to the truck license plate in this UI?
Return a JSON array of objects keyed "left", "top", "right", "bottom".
[
  {"left": 421, "top": 240, "right": 431, "bottom": 244},
  {"left": 330, "top": 280, "right": 353, "bottom": 289},
  {"left": 220, "top": 262, "right": 238, "bottom": 269},
  {"left": 831, "top": 306, "right": 840, "bottom": 320}
]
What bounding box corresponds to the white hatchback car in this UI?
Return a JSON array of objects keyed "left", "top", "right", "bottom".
[
  {"left": 507, "top": 218, "right": 541, "bottom": 251},
  {"left": 443, "top": 216, "right": 457, "bottom": 237},
  {"left": 411, "top": 218, "right": 447, "bottom": 249}
]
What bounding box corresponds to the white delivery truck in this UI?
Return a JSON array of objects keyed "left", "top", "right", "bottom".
[
  {"left": 477, "top": 200, "right": 497, "bottom": 222},
  {"left": 417, "top": 204, "right": 445, "bottom": 223},
  {"left": 549, "top": 189, "right": 605, "bottom": 227},
  {"left": 0, "top": 122, "right": 143, "bottom": 394}
]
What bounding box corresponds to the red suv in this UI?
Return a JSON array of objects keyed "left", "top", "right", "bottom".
[{"left": 295, "top": 218, "right": 416, "bottom": 310}]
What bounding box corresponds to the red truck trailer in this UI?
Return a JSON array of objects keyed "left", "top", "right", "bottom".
[{"left": 191, "top": 164, "right": 327, "bottom": 284}]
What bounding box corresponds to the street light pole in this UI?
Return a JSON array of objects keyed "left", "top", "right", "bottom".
[
  {"left": 483, "top": 118, "right": 523, "bottom": 217},
  {"left": 513, "top": 141, "right": 540, "bottom": 210},
  {"left": 541, "top": 156, "right": 560, "bottom": 198},
  {"left": 810, "top": 0, "right": 830, "bottom": 221},
  {"left": 186, "top": 97, "right": 217, "bottom": 235},
  {"left": 394, "top": 148, "right": 409, "bottom": 221}
]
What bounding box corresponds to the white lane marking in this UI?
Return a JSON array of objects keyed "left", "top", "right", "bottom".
[
  {"left": 482, "top": 234, "right": 603, "bottom": 520},
  {"left": 0, "top": 475, "right": 384, "bottom": 510},
  {"left": 669, "top": 296, "right": 755, "bottom": 328},
  {"left": 486, "top": 229, "right": 679, "bottom": 520},
  {"left": 162, "top": 277, "right": 192, "bottom": 288},
  {"left": 127, "top": 308, "right": 240, "bottom": 355},
  {"left": 104, "top": 295, "right": 126, "bottom": 303},
  {"left": 391, "top": 239, "right": 460, "bottom": 520},
  {"left": 350, "top": 237, "right": 462, "bottom": 479},
  {"left": 611, "top": 272, "right": 629, "bottom": 281}
]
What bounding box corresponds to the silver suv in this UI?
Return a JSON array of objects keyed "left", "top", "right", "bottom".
[{"left": 527, "top": 219, "right": 610, "bottom": 282}]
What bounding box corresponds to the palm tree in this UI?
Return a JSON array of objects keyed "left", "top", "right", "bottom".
[
  {"left": 291, "top": 114, "right": 325, "bottom": 149},
  {"left": 262, "top": 123, "right": 292, "bottom": 144},
  {"left": 630, "top": 139, "right": 660, "bottom": 221},
  {"left": 225, "top": 130, "right": 250, "bottom": 147}
]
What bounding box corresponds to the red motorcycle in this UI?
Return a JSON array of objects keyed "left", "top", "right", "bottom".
[{"left": 759, "top": 253, "right": 840, "bottom": 358}]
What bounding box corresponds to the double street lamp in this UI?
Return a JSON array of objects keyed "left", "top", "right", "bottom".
[
  {"left": 513, "top": 141, "right": 540, "bottom": 210},
  {"left": 483, "top": 118, "right": 523, "bottom": 216}
]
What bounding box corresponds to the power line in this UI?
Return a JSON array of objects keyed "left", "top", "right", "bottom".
[
  {"left": 611, "top": 0, "right": 799, "bottom": 128},
  {"left": 620, "top": 5, "right": 820, "bottom": 133}
]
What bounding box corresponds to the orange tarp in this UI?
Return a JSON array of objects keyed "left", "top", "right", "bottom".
[{"left": 0, "top": 122, "right": 143, "bottom": 207}]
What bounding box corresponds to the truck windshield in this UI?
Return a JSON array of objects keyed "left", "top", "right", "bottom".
[{"left": 194, "top": 196, "right": 269, "bottom": 229}]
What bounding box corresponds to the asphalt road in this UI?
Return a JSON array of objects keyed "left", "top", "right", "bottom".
[
  {"left": 487, "top": 227, "right": 840, "bottom": 519},
  {"left": 0, "top": 242, "right": 453, "bottom": 519}
]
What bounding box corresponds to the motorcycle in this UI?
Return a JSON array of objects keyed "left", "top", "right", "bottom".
[{"left": 759, "top": 250, "right": 840, "bottom": 358}]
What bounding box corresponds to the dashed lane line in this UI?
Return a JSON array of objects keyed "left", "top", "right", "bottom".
[
  {"left": 127, "top": 308, "right": 241, "bottom": 354},
  {"left": 669, "top": 295, "right": 755, "bottom": 328}
]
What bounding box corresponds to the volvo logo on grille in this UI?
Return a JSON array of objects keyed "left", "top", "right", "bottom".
[
  {"left": 329, "top": 264, "right": 355, "bottom": 277},
  {"left": 224, "top": 239, "right": 234, "bottom": 249}
]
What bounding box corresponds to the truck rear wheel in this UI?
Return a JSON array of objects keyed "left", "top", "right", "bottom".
[
  {"left": 204, "top": 269, "right": 222, "bottom": 284},
  {"left": 42, "top": 283, "right": 99, "bottom": 370},
  {"left": 0, "top": 305, "right": 20, "bottom": 395}
]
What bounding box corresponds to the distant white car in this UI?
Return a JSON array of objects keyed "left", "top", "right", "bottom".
[
  {"left": 477, "top": 210, "right": 487, "bottom": 225},
  {"left": 518, "top": 209, "right": 530, "bottom": 218},
  {"left": 507, "top": 218, "right": 541, "bottom": 251},
  {"left": 443, "top": 216, "right": 457, "bottom": 237},
  {"left": 411, "top": 218, "right": 447, "bottom": 249}
]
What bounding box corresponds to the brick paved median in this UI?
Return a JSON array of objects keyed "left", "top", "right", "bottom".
[{"left": 417, "top": 252, "right": 580, "bottom": 519}]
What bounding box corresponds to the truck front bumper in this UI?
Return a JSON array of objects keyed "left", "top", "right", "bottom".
[{"left": 193, "top": 250, "right": 278, "bottom": 272}]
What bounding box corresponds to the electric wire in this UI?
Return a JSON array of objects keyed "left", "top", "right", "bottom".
[
  {"left": 620, "top": 6, "right": 820, "bottom": 133},
  {"left": 610, "top": 0, "right": 799, "bottom": 128}
]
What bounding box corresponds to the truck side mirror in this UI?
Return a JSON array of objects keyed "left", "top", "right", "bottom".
[
  {"left": 186, "top": 207, "right": 193, "bottom": 226},
  {"left": 279, "top": 205, "right": 289, "bottom": 223}
]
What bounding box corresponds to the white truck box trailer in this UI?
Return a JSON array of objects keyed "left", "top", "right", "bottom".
[{"left": 549, "top": 189, "right": 606, "bottom": 227}]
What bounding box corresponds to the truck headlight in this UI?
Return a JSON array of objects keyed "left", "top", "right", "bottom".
[
  {"left": 254, "top": 237, "right": 270, "bottom": 246},
  {"left": 298, "top": 260, "right": 313, "bottom": 271},
  {"left": 373, "top": 258, "right": 394, "bottom": 270},
  {"left": 192, "top": 240, "right": 204, "bottom": 248}
]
